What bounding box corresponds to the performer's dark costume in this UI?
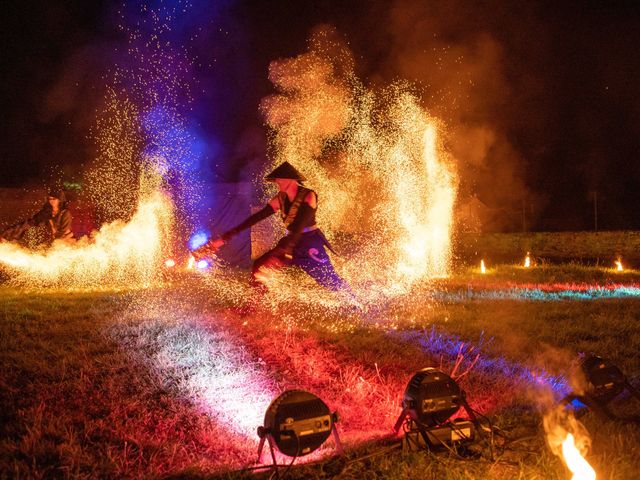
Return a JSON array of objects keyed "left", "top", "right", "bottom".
[
  {"left": 0, "top": 190, "right": 73, "bottom": 242},
  {"left": 202, "top": 162, "right": 347, "bottom": 291}
]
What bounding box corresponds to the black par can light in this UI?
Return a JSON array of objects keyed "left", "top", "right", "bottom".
[
  {"left": 582, "top": 355, "right": 627, "bottom": 403},
  {"left": 402, "top": 367, "right": 464, "bottom": 426},
  {"left": 394, "top": 368, "right": 481, "bottom": 451},
  {"left": 562, "top": 355, "right": 640, "bottom": 421},
  {"left": 257, "top": 390, "right": 342, "bottom": 472}
]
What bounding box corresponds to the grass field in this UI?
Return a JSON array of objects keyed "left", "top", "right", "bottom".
[{"left": 1, "top": 264, "right": 639, "bottom": 479}]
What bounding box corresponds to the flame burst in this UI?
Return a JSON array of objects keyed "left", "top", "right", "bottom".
[
  {"left": 524, "top": 252, "right": 531, "bottom": 268},
  {"left": 480, "top": 259, "right": 487, "bottom": 274},
  {"left": 544, "top": 407, "right": 596, "bottom": 480},
  {"left": 0, "top": 2, "right": 208, "bottom": 289},
  {"left": 562, "top": 433, "right": 597, "bottom": 480},
  {"left": 615, "top": 259, "right": 623, "bottom": 271},
  {"left": 261, "top": 27, "right": 457, "bottom": 296},
  {"left": 0, "top": 173, "right": 172, "bottom": 288}
]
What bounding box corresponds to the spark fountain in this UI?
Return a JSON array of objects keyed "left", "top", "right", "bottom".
[
  {"left": 0, "top": 1, "right": 209, "bottom": 290},
  {"left": 0, "top": 168, "right": 172, "bottom": 289},
  {"left": 258, "top": 27, "right": 457, "bottom": 302}
]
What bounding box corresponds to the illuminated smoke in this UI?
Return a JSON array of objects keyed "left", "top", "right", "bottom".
[
  {"left": 261, "top": 27, "right": 457, "bottom": 295},
  {"left": 380, "top": 0, "right": 531, "bottom": 229}
]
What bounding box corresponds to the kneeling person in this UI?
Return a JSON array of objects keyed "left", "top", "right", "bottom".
[
  {"left": 1, "top": 189, "right": 73, "bottom": 243},
  {"left": 196, "top": 162, "right": 347, "bottom": 291}
]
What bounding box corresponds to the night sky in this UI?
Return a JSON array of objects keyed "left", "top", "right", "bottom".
[{"left": 1, "top": 0, "right": 639, "bottom": 231}]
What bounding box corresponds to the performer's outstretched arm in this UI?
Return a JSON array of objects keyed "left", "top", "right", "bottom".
[
  {"left": 220, "top": 204, "right": 275, "bottom": 241},
  {"left": 194, "top": 203, "right": 277, "bottom": 258},
  {"left": 0, "top": 204, "right": 52, "bottom": 241}
]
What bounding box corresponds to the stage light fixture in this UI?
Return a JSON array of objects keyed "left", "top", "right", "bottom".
[
  {"left": 257, "top": 390, "right": 342, "bottom": 471},
  {"left": 582, "top": 355, "right": 626, "bottom": 403},
  {"left": 394, "top": 368, "right": 481, "bottom": 451},
  {"left": 563, "top": 355, "right": 640, "bottom": 421}
]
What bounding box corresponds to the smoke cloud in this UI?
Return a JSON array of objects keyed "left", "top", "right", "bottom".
[
  {"left": 259, "top": 26, "right": 457, "bottom": 287},
  {"left": 374, "top": 0, "right": 531, "bottom": 230}
]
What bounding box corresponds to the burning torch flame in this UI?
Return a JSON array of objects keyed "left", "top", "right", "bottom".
[
  {"left": 544, "top": 407, "right": 596, "bottom": 480},
  {"left": 524, "top": 252, "right": 531, "bottom": 268},
  {"left": 480, "top": 259, "right": 486, "bottom": 274},
  {"left": 562, "top": 433, "right": 596, "bottom": 480},
  {"left": 615, "top": 259, "right": 623, "bottom": 271}
]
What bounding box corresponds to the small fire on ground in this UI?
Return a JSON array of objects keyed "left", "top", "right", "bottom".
[
  {"left": 562, "top": 433, "right": 596, "bottom": 480},
  {"left": 544, "top": 407, "right": 596, "bottom": 480}
]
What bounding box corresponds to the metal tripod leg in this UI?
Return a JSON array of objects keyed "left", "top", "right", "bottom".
[
  {"left": 460, "top": 396, "right": 484, "bottom": 440},
  {"left": 267, "top": 435, "right": 279, "bottom": 477},
  {"left": 332, "top": 424, "right": 344, "bottom": 455},
  {"left": 257, "top": 427, "right": 280, "bottom": 477},
  {"left": 257, "top": 435, "right": 266, "bottom": 463},
  {"left": 393, "top": 408, "right": 408, "bottom": 434}
]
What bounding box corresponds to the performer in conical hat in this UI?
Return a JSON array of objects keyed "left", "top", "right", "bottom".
[
  {"left": 263, "top": 161, "right": 306, "bottom": 182},
  {"left": 195, "top": 161, "right": 347, "bottom": 292}
]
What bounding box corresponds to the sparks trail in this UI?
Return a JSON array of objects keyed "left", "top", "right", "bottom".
[
  {"left": 0, "top": 177, "right": 173, "bottom": 288},
  {"left": 0, "top": 1, "right": 205, "bottom": 288},
  {"left": 115, "top": 283, "right": 576, "bottom": 470},
  {"left": 260, "top": 27, "right": 457, "bottom": 298}
]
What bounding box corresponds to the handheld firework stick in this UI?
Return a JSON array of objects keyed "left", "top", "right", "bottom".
[{"left": 192, "top": 238, "right": 223, "bottom": 261}]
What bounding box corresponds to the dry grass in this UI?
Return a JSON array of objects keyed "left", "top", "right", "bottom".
[{"left": 1, "top": 264, "right": 639, "bottom": 479}]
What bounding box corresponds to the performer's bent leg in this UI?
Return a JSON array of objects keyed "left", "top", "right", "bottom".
[
  {"left": 296, "top": 257, "right": 349, "bottom": 291},
  {"left": 251, "top": 248, "right": 287, "bottom": 289},
  {"left": 292, "top": 237, "right": 349, "bottom": 291}
]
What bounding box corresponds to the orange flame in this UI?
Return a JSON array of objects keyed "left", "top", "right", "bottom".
[
  {"left": 480, "top": 259, "right": 486, "bottom": 274},
  {"left": 615, "top": 259, "right": 623, "bottom": 271},
  {"left": 562, "top": 433, "right": 596, "bottom": 480},
  {"left": 524, "top": 252, "right": 531, "bottom": 268},
  {"left": 544, "top": 407, "right": 596, "bottom": 480},
  {"left": 0, "top": 170, "right": 173, "bottom": 288},
  {"left": 261, "top": 31, "right": 457, "bottom": 299}
]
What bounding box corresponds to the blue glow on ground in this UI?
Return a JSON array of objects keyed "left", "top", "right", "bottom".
[
  {"left": 189, "top": 231, "right": 209, "bottom": 250},
  {"left": 396, "top": 328, "right": 569, "bottom": 396},
  {"left": 570, "top": 397, "right": 588, "bottom": 409}
]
